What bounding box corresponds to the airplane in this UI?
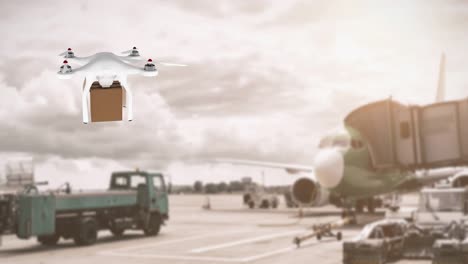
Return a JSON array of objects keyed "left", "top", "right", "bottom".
[
  {"left": 57, "top": 47, "right": 186, "bottom": 124},
  {"left": 217, "top": 53, "right": 465, "bottom": 217}
]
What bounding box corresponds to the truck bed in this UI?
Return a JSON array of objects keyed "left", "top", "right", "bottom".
[{"left": 54, "top": 190, "right": 138, "bottom": 212}]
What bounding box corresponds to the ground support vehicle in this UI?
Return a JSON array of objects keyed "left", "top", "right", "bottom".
[
  {"left": 294, "top": 217, "right": 350, "bottom": 247},
  {"left": 403, "top": 187, "right": 468, "bottom": 259},
  {"left": 342, "top": 219, "right": 408, "bottom": 264},
  {"left": 242, "top": 184, "right": 278, "bottom": 209},
  {"left": 0, "top": 170, "right": 169, "bottom": 246},
  {"left": 432, "top": 238, "right": 468, "bottom": 264}
]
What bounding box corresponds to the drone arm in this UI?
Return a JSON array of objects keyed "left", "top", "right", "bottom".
[
  {"left": 57, "top": 63, "right": 89, "bottom": 79},
  {"left": 66, "top": 56, "right": 92, "bottom": 66},
  {"left": 119, "top": 56, "right": 143, "bottom": 64},
  {"left": 120, "top": 62, "right": 158, "bottom": 77}
]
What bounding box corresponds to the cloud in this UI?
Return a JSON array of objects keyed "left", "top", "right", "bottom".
[{"left": 1, "top": 0, "right": 468, "bottom": 185}]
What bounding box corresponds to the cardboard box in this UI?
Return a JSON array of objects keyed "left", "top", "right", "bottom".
[{"left": 90, "top": 81, "right": 123, "bottom": 122}]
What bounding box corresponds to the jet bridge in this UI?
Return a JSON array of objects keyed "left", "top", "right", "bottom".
[{"left": 345, "top": 98, "right": 468, "bottom": 170}]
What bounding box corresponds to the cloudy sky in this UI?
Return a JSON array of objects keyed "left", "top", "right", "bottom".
[{"left": 1, "top": 0, "right": 468, "bottom": 188}]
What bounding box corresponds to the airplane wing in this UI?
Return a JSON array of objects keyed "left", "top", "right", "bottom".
[
  {"left": 214, "top": 158, "right": 313, "bottom": 174},
  {"left": 395, "top": 167, "right": 462, "bottom": 192}
]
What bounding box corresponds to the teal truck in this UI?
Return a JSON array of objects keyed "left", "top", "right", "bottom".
[{"left": 0, "top": 170, "right": 169, "bottom": 246}]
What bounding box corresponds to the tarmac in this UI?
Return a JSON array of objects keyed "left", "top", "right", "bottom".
[{"left": 0, "top": 194, "right": 428, "bottom": 264}]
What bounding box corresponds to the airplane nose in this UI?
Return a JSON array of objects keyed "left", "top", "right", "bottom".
[{"left": 314, "top": 148, "right": 344, "bottom": 188}]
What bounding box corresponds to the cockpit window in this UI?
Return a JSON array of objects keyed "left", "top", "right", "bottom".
[
  {"left": 318, "top": 135, "right": 350, "bottom": 149},
  {"left": 332, "top": 138, "right": 349, "bottom": 148}
]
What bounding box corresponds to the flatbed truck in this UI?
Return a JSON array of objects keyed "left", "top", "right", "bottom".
[{"left": 0, "top": 170, "right": 169, "bottom": 246}]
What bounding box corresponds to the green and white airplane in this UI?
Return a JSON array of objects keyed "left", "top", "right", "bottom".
[{"left": 219, "top": 54, "right": 464, "bottom": 214}]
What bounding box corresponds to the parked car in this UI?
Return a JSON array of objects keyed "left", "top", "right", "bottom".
[{"left": 343, "top": 219, "right": 408, "bottom": 264}]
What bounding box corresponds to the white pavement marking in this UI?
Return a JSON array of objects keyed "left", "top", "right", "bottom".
[
  {"left": 99, "top": 229, "right": 333, "bottom": 263},
  {"left": 101, "top": 239, "right": 321, "bottom": 263},
  {"left": 101, "top": 251, "right": 243, "bottom": 263},
  {"left": 190, "top": 230, "right": 303, "bottom": 253},
  {"left": 99, "top": 229, "right": 252, "bottom": 253},
  {"left": 239, "top": 240, "right": 316, "bottom": 262}
]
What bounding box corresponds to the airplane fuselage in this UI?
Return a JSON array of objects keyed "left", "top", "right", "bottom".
[{"left": 312, "top": 126, "right": 410, "bottom": 205}]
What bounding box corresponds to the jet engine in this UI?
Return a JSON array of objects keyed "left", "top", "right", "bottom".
[{"left": 291, "top": 177, "right": 330, "bottom": 207}]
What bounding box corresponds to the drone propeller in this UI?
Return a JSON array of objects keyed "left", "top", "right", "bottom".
[
  {"left": 122, "top": 46, "right": 140, "bottom": 57},
  {"left": 148, "top": 58, "right": 186, "bottom": 67},
  {"left": 143, "top": 58, "right": 186, "bottom": 69},
  {"left": 57, "top": 60, "right": 73, "bottom": 79},
  {"left": 157, "top": 62, "right": 187, "bottom": 67},
  {"left": 59, "top": 48, "right": 75, "bottom": 58}
]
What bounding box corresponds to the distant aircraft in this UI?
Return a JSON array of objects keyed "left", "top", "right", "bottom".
[
  {"left": 57, "top": 47, "right": 186, "bottom": 124},
  {"left": 218, "top": 53, "right": 466, "bottom": 217}
]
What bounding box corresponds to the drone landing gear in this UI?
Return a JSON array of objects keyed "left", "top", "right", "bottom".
[
  {"left": 82, "top": 77, "right": 93, "bottom": 124},
  {"left": 120, "top": 78, "right": 133, "bottom": 122}
]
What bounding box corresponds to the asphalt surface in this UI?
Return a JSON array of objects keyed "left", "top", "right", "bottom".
[{"left": 0, "top": 194, "right": 429, "bottom": 264}]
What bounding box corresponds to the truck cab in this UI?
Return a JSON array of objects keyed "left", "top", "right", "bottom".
[{"left": 109, "top": 171, "right": 169, "bottom": 220}]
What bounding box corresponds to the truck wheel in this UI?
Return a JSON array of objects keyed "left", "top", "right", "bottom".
[
  {"left": 316, "top": 233, "right": 322, "bottom": 241},
  {"left": 248, "top": 201, "right": 255, "bottom": 209},
  {"left": 243, "top": 194, "right": 251, "bottom": 204},
  {"left": 336, "top": 232, "right": 342, "bottom": 241},
  {"left": 37, "top": 234, "right": 60, "bottom": 246},
  {"left": 110, "top": 226, "right": 125, "bottom": 237},
  {"left": 74, "top": 218, "right": 98, "bottom": 246},
  {"left": 143, "top": 213, "right": 161, "bottom": 236}
]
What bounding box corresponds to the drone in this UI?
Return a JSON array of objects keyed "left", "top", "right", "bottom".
[{"left": 57, "top": 47, "right": 186, "bottom": 124}]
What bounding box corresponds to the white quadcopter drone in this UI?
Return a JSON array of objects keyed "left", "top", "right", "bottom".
[{"left": 57, "top": 47, "right": 186, "bottom": 124}]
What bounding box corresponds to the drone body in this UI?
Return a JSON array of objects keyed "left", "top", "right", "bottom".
[{"left": 57, "top": 47, "right": 185, "bottom": 124}]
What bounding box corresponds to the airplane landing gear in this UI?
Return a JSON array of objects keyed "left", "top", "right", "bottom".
[
  {"left": 341, "top": 200, "right": 357, "bottom": 224},
  {"left": 366, "top": 198, "right": 376, "bottom": 213}
]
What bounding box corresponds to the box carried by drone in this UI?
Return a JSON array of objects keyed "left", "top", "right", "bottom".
[
  {"left": 345, "top": 98, "right": 468, "bottom": 170},
  {"left": 89, "top": 81, "right": 123, "bottom": 122}
]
